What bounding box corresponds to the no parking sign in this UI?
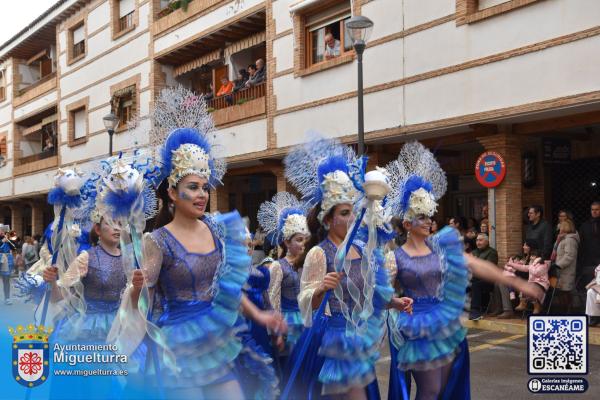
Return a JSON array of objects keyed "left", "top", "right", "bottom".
[{"left": 475, "top": 151, "right": 506, "bottom": 188}]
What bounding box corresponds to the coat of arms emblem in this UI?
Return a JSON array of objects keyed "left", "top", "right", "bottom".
[{"left": 8, "top": 324, "right": 52, "bottom": 388}]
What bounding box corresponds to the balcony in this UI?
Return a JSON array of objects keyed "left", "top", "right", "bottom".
[
  {"left": 14, "top": 72, "right": 57, "bottom": 107},
  {"left": 14, "top": 112, "right": 58, "bottom": 175},
  {"left": 209, "top": 83, "right": 266, "bottom": 126}
]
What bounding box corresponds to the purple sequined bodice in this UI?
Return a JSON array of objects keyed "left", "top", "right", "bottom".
[
  {"left": 81, "top": 246, "right": 126, "bottom": 303},
  {"left": 394, "top": 247, "right": 442, "bottom": 299},
  {"left": 279, "top": 258, "right": 300, "bottom": 301},
  {"left": 151, "top": 226, "right": 222, "bottom": 302},
  {"left": 320, "top": 239, "right": 364, "bottom": 313}
]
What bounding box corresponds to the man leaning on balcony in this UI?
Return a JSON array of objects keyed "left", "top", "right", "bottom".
[{"left": 245, "top": 58, "right": 266, "bottom": 88}]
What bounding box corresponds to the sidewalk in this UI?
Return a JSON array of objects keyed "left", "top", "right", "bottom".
[{"left": 464, "top": 316, "right": 600, "bottom": 345}]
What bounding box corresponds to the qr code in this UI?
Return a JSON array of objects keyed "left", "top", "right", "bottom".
[{"left": 528, "top": 316, "right": 587, "bottom": 374}]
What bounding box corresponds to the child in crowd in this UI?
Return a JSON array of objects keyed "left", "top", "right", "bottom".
[{"left": 505, "top": 246, "right": 549, "bottom": 314}]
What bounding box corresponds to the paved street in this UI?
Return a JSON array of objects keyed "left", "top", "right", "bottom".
[
  {"left": 3, "top": 282, "right": 600, "bottom": 399},
  {"left": 376, "top": 329, "right": 600, "bottom": 399}
]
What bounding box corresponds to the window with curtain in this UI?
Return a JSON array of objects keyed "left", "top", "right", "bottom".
[
  {"left": 118, "top": 0, "right": 135, "bottom": 32},
  {"left": 71, "top": 24, "right": 85, "bottom": 59},
  {"left": 305, "top": 2, "right": 352, "bottom": 66},
  {"left": 111, "top": 85, "right": 136, "bottom": 129},
  {"left": 73, "top": 108, "right": 86, "bottom": 140}
]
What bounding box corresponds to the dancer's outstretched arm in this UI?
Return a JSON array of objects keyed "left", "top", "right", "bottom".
[
  {"left": 241, "top": 294, "right": 288, "bottom": 335},
  {"left": 465, "top": 253, "right": 544, "bottom": 301}
]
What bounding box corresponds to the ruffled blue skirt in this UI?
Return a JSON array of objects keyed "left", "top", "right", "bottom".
[
  {"left": 49, "top": 300, "right": 125, "bottom": 400},
  {"left": 155, "top": 299, "right": 278, "bottom": 398},
  {"left": 245, "top": 287, "right": 274, "bottom": 357},
  {"left": 284, "top": 313, "right": 381, "bottom": 399},
  {"left": 281, "top": 297, "right": 303, "bottom": 350}
]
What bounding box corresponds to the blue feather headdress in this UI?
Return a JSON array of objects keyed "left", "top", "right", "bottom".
[
  {"left": 257, "top": 192, "right": 309, "bottom": 246},
  {"left": 384, "top": 141, "right": 447, "bottom": 220},
  {"left": 93, "top": 151, "right": 160, "bottom": 226},
  {"left": 146, "top": 85, "right": 226, "bottom": 189},
  {"left": 284, "top": 134, "right": 363, "bottom": 222},
  {"left": 159, "top": 127, "right": 226, "bottom": 188}
]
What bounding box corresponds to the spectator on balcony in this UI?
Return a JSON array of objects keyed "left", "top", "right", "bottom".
[
  {"left": 216, "top": 76, "right": 234, "bottom": 97},
  {"left": 245, "top": 59, "right": 266, "bottom": 87},
  {"left": 203, "top": 83, "right": 214, "bottom": 102},
  {"left": 324, "top": 32, "right": 341, "bottom": 60},
  {"left": 234, "top": 68, "right": 250, "bottom": 92},
  {"left": 43, "top": 134, "right": 55, "bottom": 152}
]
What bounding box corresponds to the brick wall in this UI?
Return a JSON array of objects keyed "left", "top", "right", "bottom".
[{"left": 478, "top": 129, "right": 523, "bottom": 265}]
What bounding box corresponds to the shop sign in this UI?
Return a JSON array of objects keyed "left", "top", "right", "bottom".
[{"left": 475, "top": 151, "right": 506, "bottom": 188}]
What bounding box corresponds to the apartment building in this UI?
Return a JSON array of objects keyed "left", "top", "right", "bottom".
[{"left": 1, "top": 0, "right": 600, "bottom": 263}]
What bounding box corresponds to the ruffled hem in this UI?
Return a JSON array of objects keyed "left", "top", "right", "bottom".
[
  {"left": 395, "top": 326, "right": 466, "bottom": 370},
  {"left": 155, "top": 212, "right": 251, "bottom": 387},
  {"left": 52, "top": 312, "right": 117, "bottom": 343},
  {"left": 283, "top": 310, "right": 304, "bottom": 347},
  {"left": 235, "top": 330, "right": 279, "bottom": 400}
]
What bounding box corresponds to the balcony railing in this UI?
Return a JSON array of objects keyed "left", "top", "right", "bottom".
[
  {"left": 209, "top": 83, "right": 266, "bottom": 110},
  {"left": 157, "top": 0, "right": 195, "bottom": 19},
  {"left": 119, "top": 11, "right": 134, "bottom": 32},
  {"left": 18, "top": 147, "right": 57, "bottom": 166},
  {"left": 73, "top": 41, "right": 85, "bottom": 58},
  {"left": 17, "top": 71, "right": 56, "bottom": 97}
]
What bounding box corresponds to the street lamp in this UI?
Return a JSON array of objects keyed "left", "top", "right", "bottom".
[
  {"left": 345, "top": 15, "right": 374, "bottom": 157},
  {"left": 102, "top": 113, "right": 119, "bottom": 156}
]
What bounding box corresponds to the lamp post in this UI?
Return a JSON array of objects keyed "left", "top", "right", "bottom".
[
  {"left": 345, "top": 16, "right": 374, "bottom": 157},
  {"left": 102, "top": 113, "right": 119, "bottom": 156}
]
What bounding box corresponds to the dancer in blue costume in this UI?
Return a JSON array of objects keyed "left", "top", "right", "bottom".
[
  {"left": 243, "top": 252, "right": 275, "bottom": 357},
  {"left": 283, "top": 136, "right": 412, "bottom": 400},
  {"left": 384, "top": 142, "right": 544, "bottom": 400},
  {"left": 258, "top": 192, "right": 310, "bottom": 355},
  {"left": 41, "top": 166, "right": 144, "bottom": 400},
  {"left": 136, "top": 86, "right": 285, "bottom": 399}
]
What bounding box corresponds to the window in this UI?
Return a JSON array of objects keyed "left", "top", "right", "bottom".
[
  {"left": 118, "top": 0, "right": 135, "bottom": 33},
  {"left": 292, "top": 0, "right": 357, "bottom": 75},
  {"left": 0, "top": 70, "right": 5, "bottom": 102},
  {"left": 111, "top": 0, "right": 137, "bottom": 39},
  {"left": 111, "top": 85, "right": 136, "bottom": 130},
  {"left": 0, "top": 134, "right": 7, "bottom": 167},
  {"left": 305, "top": 3, "right": 352, "bottom": 66},
  {"left": 73, "top": 109, "right": 86, "bottom": 140},
  {"left": 456, "top": 0, "right": 541, "bottom": 25},
  {"left": 68, "top": 20, "right": 86, "bottom": 64},
  {"left": 67, "top": 98, "right": 88, "bottom": 146}
]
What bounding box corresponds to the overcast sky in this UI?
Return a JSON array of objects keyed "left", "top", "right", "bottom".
[{"left": 0, "top": 1, "right": 58, "bottom": 46}]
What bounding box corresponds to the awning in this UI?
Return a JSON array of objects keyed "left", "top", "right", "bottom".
[
  {"left": 224, "top": 31, "right": 266, "bottom": 60},
  {"left": 173, "top": 49, "right": 222, "bottom": 78}
]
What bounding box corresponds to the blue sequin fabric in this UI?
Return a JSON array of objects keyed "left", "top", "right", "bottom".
[
  {"left": 279, "top": 258, "right": 300, "bottom": 302},
  {"left": 151, "top": 227, "right": 221, "bottom": 302}
]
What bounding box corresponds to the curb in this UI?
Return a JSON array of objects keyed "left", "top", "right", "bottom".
[{"left": 463, "top": 317, "right": 600, "bottom": 345}]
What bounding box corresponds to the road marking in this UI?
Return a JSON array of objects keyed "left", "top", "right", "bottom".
[{"left": 470, "top": 334, "right": 524, "bottom": 353}]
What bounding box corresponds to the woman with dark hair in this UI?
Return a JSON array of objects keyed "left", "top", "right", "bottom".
[
  {"left": 234, "top": 68, "right": 250, "bottom": 92},
  {"left": 282, "top": 136, "right": 412, "bottom": 399},
  {"left": 41, "top": 164, "right": 145, "bottom": 400},
  {"left": 430, "top": 218, "right": 442, "bottom": 235},
  {"left": 139, "top": 121, "right": 284, "bottom": 399},
  {"left": 384, "top": 142, "right": 544, "bottom": 400},
  {"left": 259, "top": 193, "right": 309, "bottom": 355}
]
